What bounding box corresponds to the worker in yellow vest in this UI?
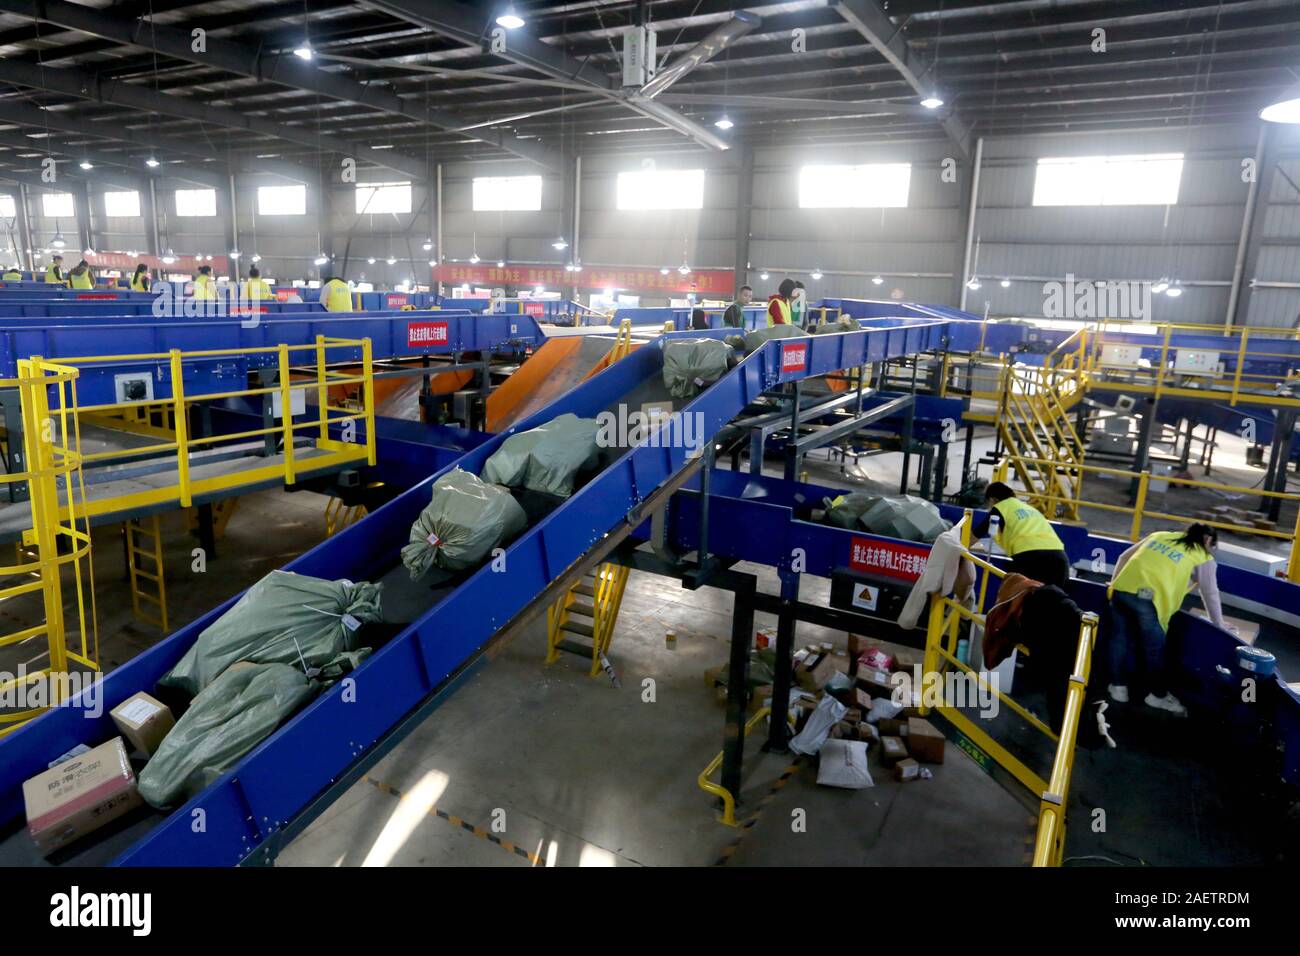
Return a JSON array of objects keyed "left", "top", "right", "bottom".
[
  {"left": 192, "top": 264, "right": 218, "bottom": 300},
  {"left": 319, "top": 275, "right": 352, "bottom": 312},
  {"left": 2, "top": 266, "right": 22, "bottom": 281},
  {"left": 1106, "top": 523, "right": 1228, "bottom": 716},
  {"left": 766, "top": 277, "right": 795, "bottom": 326},
  {"left": 129, "top": 264, "right": 150, "bottom": 292},
  {"left": 67, "top": 260, "right": 95, "bottom": 289},
  {"left": 974, "top": 482, "right": 1069, "bottom": 587},
  {"left": 44, "top": 254, "right": 65, "bottom": 285},
  {"left": 241, "top": 266, "right": 272, "bottom": 300}
]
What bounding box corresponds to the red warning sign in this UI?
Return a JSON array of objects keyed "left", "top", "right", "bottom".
[
  {"left": 781, "top": 342, "right": 808, "bottom": 373},
  {"left": 407, "top": 321, "right": 450, "bottom": 348}
]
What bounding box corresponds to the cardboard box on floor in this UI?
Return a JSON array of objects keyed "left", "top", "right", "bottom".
[
  {"left": 110, "top": 692, "right": 175, "bottom": 757},
  {"left": 23, "top": 737, "right": 142, "bottom": 855},
  {"left": 906, "top": 717, "right": 946, "bottom": 764},
  {"left": 848, "top": 634, "right": 923, "bottom": 673}
]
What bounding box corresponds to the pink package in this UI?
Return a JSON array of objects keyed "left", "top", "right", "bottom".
[{"left": 860, "top": 647, "right": 893, "bottom": 671}]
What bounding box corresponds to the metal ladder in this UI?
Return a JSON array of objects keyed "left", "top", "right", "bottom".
[
  {"left": 126, "top": 514, "right": 168, "bottom": 631},
  {"left": 546, "top": 562, "right": 630, "bottom": 678}
]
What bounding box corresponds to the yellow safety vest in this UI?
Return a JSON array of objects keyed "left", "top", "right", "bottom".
[
  {"left": 44, "top": 266, "right": 64, "bottom": 284},
  {"left": 767, "top": 297, "right": 792, "bottom": 327},
  {"left": 70, "top": 271, "right": 93, "bottom": 290},
  {"left": 129, "top": 273, "right": 149, "bottom": 292},
  {"left": 1110, "top": 531, "right": 1211, "bottom": 631},
  {"left": 323, "top": 279, "right": 352, "bottom": 312},
  {"left": 193, "top": 274, "right": 217, "bottom": 300},
  {"left": 2, "top": 271, "right": 21, "bottom": 281},
  {"left": 993, "top": 498, "right": 1064, "bottom": 557},
  {"left": 243, "top": 278, "right": 272, "bottom": 299}
]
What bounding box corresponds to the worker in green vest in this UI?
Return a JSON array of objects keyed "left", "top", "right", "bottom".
[
  {"left": 766, "top": 277, "right": 795, "bottom": 326},
  {"left": 1106, "top": 523, "right": 1228, "bottom": 716},
  {"left": 974, "top": 481, "right": 1070, "bottom": 587},
  {"left": 192, "top": 264, "right": 217, "bottom": 300},
  {"left": 129, "top": 263, "right": 150, "bottom": 292},
  {"left": 67, "top": 259, "right": 94, "bottom": 289},
  {"left": 242, "top": 266, "right": 272, "bottom": 300},
  {"left": 2, "top": 266, "right": 22, "bottom": 281},
  {"left": 320, "top": 275, "right": 352, "bottom": 312},
  {"left": 44, "top": 254, "right": 65, "bottom": 285}
]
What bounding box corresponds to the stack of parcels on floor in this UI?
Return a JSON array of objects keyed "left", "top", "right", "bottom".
[
  {"left": 662, "top": 338, "right": 732, "bottom": 398},
  {"left": 23, "top": 570, "right": 385, "bottom": 850},
  {"left": 704, "top": 633, "right": 946, "bottom": 791},
  {"left": 823, "top": 492, "right": 951, "bottom": 543}
]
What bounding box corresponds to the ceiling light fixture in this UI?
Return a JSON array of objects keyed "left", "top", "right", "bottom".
[
  {"left": 496, "top": 7, "right": 525, "bottom": 29},
  {"left": 660, "top": 267, "right": 670, "bottom": 275},
  {"left": 811, "top": 269, "right": 823, "bottom": 280},
  {"left": 293, "top": 42, "right": 313, "bottom": 60},
  {"left": 872, "top": 275, "right": 884, "bottom": 285},
  {"left": 229, "top": 249, "right": 241, "bottom": 259},
  {"left": 250, "top": 254, "right": 262, "bottom": 263},
  {"left": 1000, "top": 278, "right": 1011, "bottom": 288},
  {"left": 314, "top": 254, "right": 329, "bottom": 266},
  {"left": 552, "top": 238, "right": 569, "bottom": 251},
  {"left": 920, "top": 95, "right": 944, "bottom": 110},
  {"left": 78, "top": 160, "right": 93, "bottom": 170},
  {"left": 760, "top": 271, "right": 769, "bottom": 281},
  {"left": 1165, "top": 281, "right": 1183, "bottom": 298},
  {"left": 367, "top": 257, "right": 376, "bottom": 265},
  {"left": 966, "top": 276, "right": 981, "bottom": 290},
  {"left": 145, "top": 156, "right": 160, "bottom": 168},
  {"left": 678, "top": 263, "right": 690, "bottom": 275},
  {"left": 422, "top": 241, "right": 433, "bottom": 252},
  {"left": 469, "top": 253, "right": 481, "bottom": 264},
  {"left": 1260, "top": 91, "right": 1300, "bottom": 124},
  {"left": 1152, "top": 278, "right": 1169, "bottom": 293},
  {"left": 386, "top": 256, "right": 397, "bottom": 266},
  {"left": 50, "top": 233, "right": 66, "bottom": 249},
  {"left": 496, "top": 260, "right": 505, "bottom": 268},
  {"left": 714, "top": 115, "right": 734, "bottom": 130}
]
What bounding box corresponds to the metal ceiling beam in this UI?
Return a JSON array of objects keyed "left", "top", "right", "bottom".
[
  {"left": 0, "top": 0, "right": 560, "bottom": 171},
  {"left": 364, "top": 0, "right": 736, "bottom": 152},
  {"left": 0, "top": 56, "right": 429, "bottom": 180},
  {"left": 833, "top": 0, "right": 973, "bottom": 157}
]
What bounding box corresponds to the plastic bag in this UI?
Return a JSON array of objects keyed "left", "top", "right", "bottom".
[
  {"left": 789, "top": 694, "right": 847, "bottom": 756},
  {"left": 816, "top": 739, "right": 874, "bottom": 788},
  {"left": 825, "top": 493, "right": 951, "bottom": 543},
  {"left": 402, "top": 468, "right": 527, "bottom": 578},
  {"left": 139, "top": 662, "right": 317, "bottom": 808},
  {"left": 662, "top": 338, "right": 731, "bottom": 398},
  {"left": 810, "top": 316, "right": 860, "bottom": 335},
  {"left": 480, "top": 413, "right": 600, "bottom": 497},
  {"left": 158, "top": 571, "right": 382, "bottom": 697}
]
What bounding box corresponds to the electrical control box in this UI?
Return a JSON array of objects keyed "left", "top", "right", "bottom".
[
  {"left": 1099, "top": 344, "right": 1142, "bottom": 368},
  {"left": 1173, "top": 348, "right": 1221, "bottom": 374},
  {"left": 622, "top": 26, "right": 657, "bottom": 87}
]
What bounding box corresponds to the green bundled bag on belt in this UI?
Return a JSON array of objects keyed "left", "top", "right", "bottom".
[
  {"left": 157, "top": 571, "right": 382, "bottom": 697},
  {"left": 139, "top": 662, "right": 317, "bottom": 808},
  {"left": 741, "top": 323, "right": 802, "bottom": 354},
  {"left": 402, "top": 467, "right": 527, "bottom": 578},
  {"left": 662, "top": 338, "right": 731, "bottom": 398},
  {"left": 810, "top": 316, "right": 859, "bottom": 334},
  {"left": 480, "top": 412, "right": 601, "bottom": 497}
]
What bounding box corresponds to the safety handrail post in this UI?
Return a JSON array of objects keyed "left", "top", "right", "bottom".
[
  {"left": 362, "top": 337, "right": 377, "bottom": 466},
  {"left": 315, "top": 334, "right": 329, "bottom": 444},
  {"left": 169, "top": 348, "right": 191, "bottom": 507},
  {"left": 1130, "top": 471, "right": 1149, "bottom": 541},
  {"left": 277, "top": 343, "right": 296, "bottom": 485},
  {"left": 1288, "top": 508, "right": 1300, "bottom": 585}
]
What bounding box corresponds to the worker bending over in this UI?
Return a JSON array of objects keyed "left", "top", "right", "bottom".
[
  {"left": 2, "top": 265, "right": 22, "bottom": 281},
  {"left": 242, "top": 266, "right": 272, "bottom": 300},
  {"left": 192, "top": 264, "right": 218, "bottom": 300},
  {"left": 67, "top": 260, "right": 95, "bottom": 290},
  {"left": 320, "top": 275, "right": 352, "bottom": 312},
  {"left": 44, "top": 255, "right": 65, "bottom": 285},
  {"left": 767, "top": 278, "right": 795, "bottom": 325},
  {"left": 1106, "top": 523, "right": 1228, "bottom": 717},
  {"left": 973, "top": 482, "right": 1070, "bottom": 588},
  {"left": 129, "top": 264, "right": 150, "bottom": 292}
]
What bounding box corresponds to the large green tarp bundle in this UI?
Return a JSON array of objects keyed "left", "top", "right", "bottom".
[
  {"left": 741, "top": 323, "right": 802, "bottom": 354},
  {"left": 402, "top": 467, "right": 527, "bottom": 579},
  {"left": 480, "top": 413, "right": 600, "bottom": 497},
  {"left": 824, "top": 493, "right": 951, "bottom": 543},
  {"left": 139, "top": 662, "right": 317, "bottom": 808},
  {"left": 158, "top": 571, "right": 382, "bottom": 697},
  {"left": 810, "top": 316, "right": 860, "bottom": 335},
  {"left": 662, "top": 338, "right": 731, "bottom": 398}
]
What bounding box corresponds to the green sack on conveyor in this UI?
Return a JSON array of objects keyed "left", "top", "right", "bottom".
[
  {"left": 139, "top": 662, "right": 317, "bottom": 808},
  {"left": 823, "top": 492, "right": 878, "bottom": 530},
  {"left": 662, "top": 338, "right": 731, "bottom": 398},
  {"left": 158, "top": 571, "right": 382, "bottom": 697},
  {"left": 401, "top": 467, "right": 527, "bottom": 579},
  {"left": 480, "top": 412, "right": 601, "bottom": 497},
  {"left": 810, "top": 316, "right": 860, "bottom": 334},
  {"left": 741, "top": 323, "right": 802, "bottom": 354}
]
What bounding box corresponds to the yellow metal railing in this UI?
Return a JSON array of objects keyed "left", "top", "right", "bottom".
[
  {"left": 43, "top": 336, "right": 376, "bottom": 520},
  {"left": 996, "top": 453, "right": 1300, "bottom": 582},
  {"left": 697, "top": 707, "right": 774, "bottom": 827},
  {"left": 919, "top": 514, "right": 1098, "bottom": 865},
  {"left": 0, "top": 359, "right": 98, "bottom": 736}
]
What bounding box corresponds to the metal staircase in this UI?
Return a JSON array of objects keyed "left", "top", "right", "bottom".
[
  {"left": 545, "top": 563, "right": 630, "bottom": 679},
  {"left": 996, "top": 330, "right": 1089, "bottom": 520}
]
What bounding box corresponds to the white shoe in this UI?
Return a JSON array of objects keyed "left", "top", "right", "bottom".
[
  {"left": 1107, "top": 684, "right": 1129, "bottom": 703},
  {"left": 1144, "top": 692, "right": 1187, "bottom": 716}
]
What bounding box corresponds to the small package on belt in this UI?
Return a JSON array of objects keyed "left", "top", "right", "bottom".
[{"left": 23, "top": 737, "right": 142, "bottom": 855}]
